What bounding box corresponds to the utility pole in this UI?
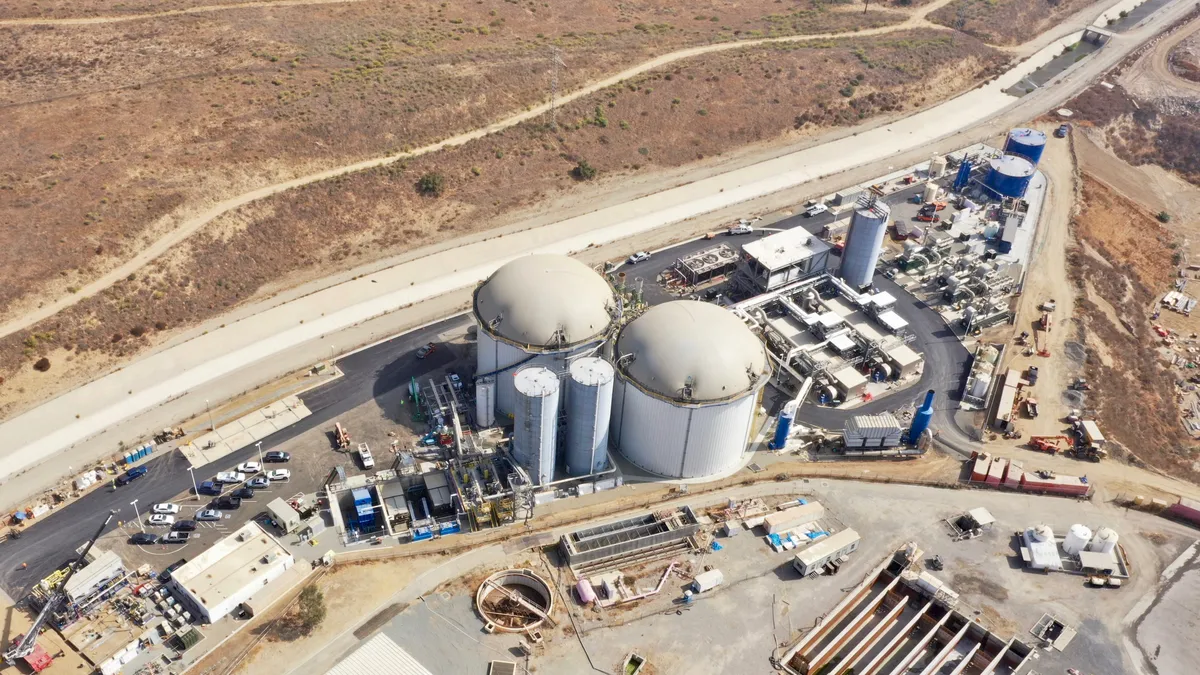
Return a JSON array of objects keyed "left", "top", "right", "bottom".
[
  {"left": 205, "top": 399, "right": 215, "bottom": 431},
  {"left": 549, "top": 47, "right": 565, "bottom": 131},
  {"left": 188, "top": 467, "right": 199, "bottom": 501},
  {"left": 130, "top": 500, "right": 144, "bottom": 533}
]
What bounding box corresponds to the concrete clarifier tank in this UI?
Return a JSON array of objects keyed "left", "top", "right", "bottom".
[
  {"left": 565, "top": 357, "right": 614, "bottom": 476},
  {"left": 512, "top": 366, "right": 560, "bottom": 486},
  {"left": 840, "top": 199, "right": 891, "bottom": 288}
]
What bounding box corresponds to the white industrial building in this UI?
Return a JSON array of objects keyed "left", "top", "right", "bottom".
[
  {"left": 792, "top": 528, "right": 861, "bottom": 576},
  {"left": 165, "top": 522, "right": 295, "bottom": 624},
  {"left": 741, "top": 228, "right": 832, "bottom": 292},
  {"left": 611, "top": 301, "right": 770, "bottom": 479},
  {"left": 473, "top": 254, "right": 616, "bottom": 422}
]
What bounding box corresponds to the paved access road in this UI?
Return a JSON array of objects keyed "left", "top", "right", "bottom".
[{"left": 0, "top": 317, "right": 464, "bottom": 598}]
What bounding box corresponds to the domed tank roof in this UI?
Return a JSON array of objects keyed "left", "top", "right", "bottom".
[
  {"left": 989, "top": 155, "right": 1035, "bottom": 178},
  {"left": 1093, "top": 526, "right": 1117, "bottom": 540},
  {"left": 474, "top": 255, "right": 614, "bottom": 350},
  {"left": 616, "top": 301, "right": 769, "bottom": 402},
  {"left": 1031, "top": 524, "right": 1054, "bottom": 542}
]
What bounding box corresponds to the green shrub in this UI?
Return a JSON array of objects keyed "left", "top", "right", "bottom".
[
  {"left": 572, "top": 160, "right": 598, "bottom": 181},
  {"left": 416, "top": 172, "right": 445, "bottom": 196}
]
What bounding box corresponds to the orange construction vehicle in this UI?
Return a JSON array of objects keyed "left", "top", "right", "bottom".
[{"left": 1028, "top": 436, "right": 1073, "bottom": 454}]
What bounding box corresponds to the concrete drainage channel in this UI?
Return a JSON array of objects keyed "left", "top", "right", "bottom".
[{"left": 475, "top": 569, "right": 556, "bottom": 636}]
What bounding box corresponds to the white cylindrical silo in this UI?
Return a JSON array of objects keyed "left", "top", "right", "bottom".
[
  {"left": 922, "top": 182, "right": 939, "bottom": 204},
  {"left": 840, "top": 199, "right": 891, "bottom": 289},
  {"left": 1063, "top": 524, "right": 1093, "bottom": 555},
  {"left": 473, "top": 254, "right": 615, "bottom": 420},
  {"left": 475, "top": 376, "right": 496, "bottom": 428},
  {"left": 1088, "top": 526, "right": 1119, "bottom": 554},
  {"left": 512, "top": 366, "right": 560, "bottom": 486},
  {"left": 566, "top": 357, "right": 615, "bottom": 476},
  {"left": 610, "top": 301, "right": 770, "bottom": 480}
]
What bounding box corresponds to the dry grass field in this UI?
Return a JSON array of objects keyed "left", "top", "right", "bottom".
[
  {"left": 0, "top": 29, "right": 1007, "bottom": 417},
  {"left": 0, "top": 0, "right": 908, "bottom": 319},
  {"left": 929, "top": 0, "right": 1098, "bottom": 45}
]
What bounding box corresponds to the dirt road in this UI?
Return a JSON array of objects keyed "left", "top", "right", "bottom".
[
  {"left": 1120, "top": 13, "right": 1200, "bottom": 97},
  {"left": 0, "top": 0, "right": 367, "bottom": 25}
]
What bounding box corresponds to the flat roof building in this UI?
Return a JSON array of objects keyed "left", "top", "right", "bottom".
[
  {"left": 741, "top": 229, "right": 832, "bottom": 292},
  {"left": 166, "top": 522, "right": 295, "bottom": 624},
  {"left": 793, "top": 528, "right": 861, "bottom": 577}
]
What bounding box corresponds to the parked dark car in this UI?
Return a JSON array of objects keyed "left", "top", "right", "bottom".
[
  {"left": 263, "top": 451, "right": 291, "bottom": 463},
  {"left": 158, "top": 558, "right": 187, "bottom": 583},
  {"left": 213, "top": 496, "right": 242, "bottom": 510},
  {"left": 130, "top": 532, "right": 159, "bottom": 545},
  {"left": 172, "top": 520, "right": 197, "bottom": 532},
  {"left": 231, "top": 487, "right": 255, "bottom": 500},
  {"left": 198, "top": 480, "right": 222, "bottom": 496},
  {"left": 116, "top": 465, "right": 148, "bottom": 486}
]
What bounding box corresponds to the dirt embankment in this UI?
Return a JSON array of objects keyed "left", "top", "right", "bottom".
[
  {"left": 1065, "top": 12, "right": 1200, "bottom": 187},
  {"left": 0, "top": 30, "right": 1008, "bottom": 418},
  {"left": 1169, "top": 28, "right": 1200, "bottom": 82},
  {"left": 929, "top": 0, "right": 1097, "bottom": 46},
  {"left": 1067, "top": 176, "right": 1199, "bottom": 483},
  {"left": 0, "top": 0, "right": 907, "bottom": 321}
]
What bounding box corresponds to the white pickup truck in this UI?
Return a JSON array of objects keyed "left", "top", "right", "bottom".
[
  {"left": 804, "top": 203, "right": 829, "bottom": 218},
  {"left": 357, "top": 443, "right": 375, "bottom": 469}
]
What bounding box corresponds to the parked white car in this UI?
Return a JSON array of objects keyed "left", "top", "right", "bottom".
[
  {"left": 804, "top": 203, "right": 829, "bottom": 218},
  {"left": 357, "top": 443, "right": 375, "bottom": 469},
  {"left": 148, "top": 514, "right": 176, "bottom": 526},
  {"left": 215, "top": 471, "right": 247, "bottom": 484},
  {"left": 727, "top": 223, "right": 754, "bottom": 235},
  {"left": 266, "top": 469, "right": 291, "bottom": 482},
  {"left": 237, "top": 461, "right": 262, "bottom": 474},
  {"left": 152, "top": 503, "right": 181, "bottom": 515},
  {"left": 627, "top": 251, "right": 651, "bottom": 264}
]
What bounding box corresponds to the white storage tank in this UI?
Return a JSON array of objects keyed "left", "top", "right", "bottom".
[
  {"left": 969, "top": 372, "right": 992, "bottom": 399},
  {"left": 1031, "top": 524, "right": 1054, "bottom": 542},
  {"left": 610, "top": 301, "right": 770, "bottom": 479},
  {"left": 922, "top": 182, "right": 939, "bottom": 204},
  {"left": 840, "top": 198, "right": 891, "bottom": 289},
  {"left": 474, "top": 254, "right": 615, "bottom": 421},
  {"left": 1063, "top": 523, "right": 1093, "bottom": 555},
  {"left": 566, "top": 357, "right": 614, "bottom": 476},
  {"left": 930, "top": 156, "right": 948, "bottom": 179},
  {"left": 512, "top": 366, "right": 560, "bottom": 486},
  {"left": 475, "top": 376, "right": 496, "bottom": 428},
  {"left": 1088, "top": 526, "right": 1119, "bottom": 554}
]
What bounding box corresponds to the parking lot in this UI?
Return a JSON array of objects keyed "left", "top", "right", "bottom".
[{"left": 87, "top": 328, "right": 477, "bottom": 575}]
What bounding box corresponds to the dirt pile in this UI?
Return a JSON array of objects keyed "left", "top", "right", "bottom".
[
  {"left": 1067, "top": 176, "right": 1199, "bottom": 483},
  {"left": 1170, "top": 31, "right": 1200, "bottom": 82},
  {"left": 0, "top": 30, "right": 1007, "bottom": 417}
]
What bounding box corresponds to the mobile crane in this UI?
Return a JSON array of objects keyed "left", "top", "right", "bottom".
[{"left": 3, "top": 510, "right": 115, "bottom": 666}]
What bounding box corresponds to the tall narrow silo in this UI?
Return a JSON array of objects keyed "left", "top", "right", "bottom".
[
  {"left": 512, "top": 366, "right": 560, "bottom": 486},
  {"left": 840, "top": 197, "right": 891, "bottom": 289},
  {"left": 565, "top": 357, "right": 614, "bottom": 476}
]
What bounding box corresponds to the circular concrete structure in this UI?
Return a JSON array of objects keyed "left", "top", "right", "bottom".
[{"left": 475, "top": 568, "right": 555, "bottom": 633}]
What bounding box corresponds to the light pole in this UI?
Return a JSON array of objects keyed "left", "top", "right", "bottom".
[
  {"left": 130, "top": 499, "right": 144, "bottom": 532},
  {"left": 205, "top": 399, "right": 215, "bottom": 431},
  {"left": 255, "top": 441, "right": 264, "bottom": 469},
  {"left": 188, "top": 467, "right": 199, "bottom": 501}
]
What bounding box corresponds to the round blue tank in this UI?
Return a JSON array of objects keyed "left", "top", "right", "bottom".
[
  {"left": 983, "top": 155, "right": 1034, "bottom": 199},
  {"left": 1004, "top": 128, "right": 1047, "bottom": 165}
]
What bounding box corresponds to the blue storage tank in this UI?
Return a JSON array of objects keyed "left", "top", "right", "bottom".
[
  {"left": 1004, "top": 128, "right": 1047, "bottom": 165},
  {"left": 769, "top": 402, "right": 797, "bottom": 450},
  {"left": 840, "top": 198, "right": 891, "bottom": 288},
  {"left": 983, "top": 155, "right": 1035, "bottom": 199},
  {"left": 907, "top": 390, "right": 936, "bottom": 443}
]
